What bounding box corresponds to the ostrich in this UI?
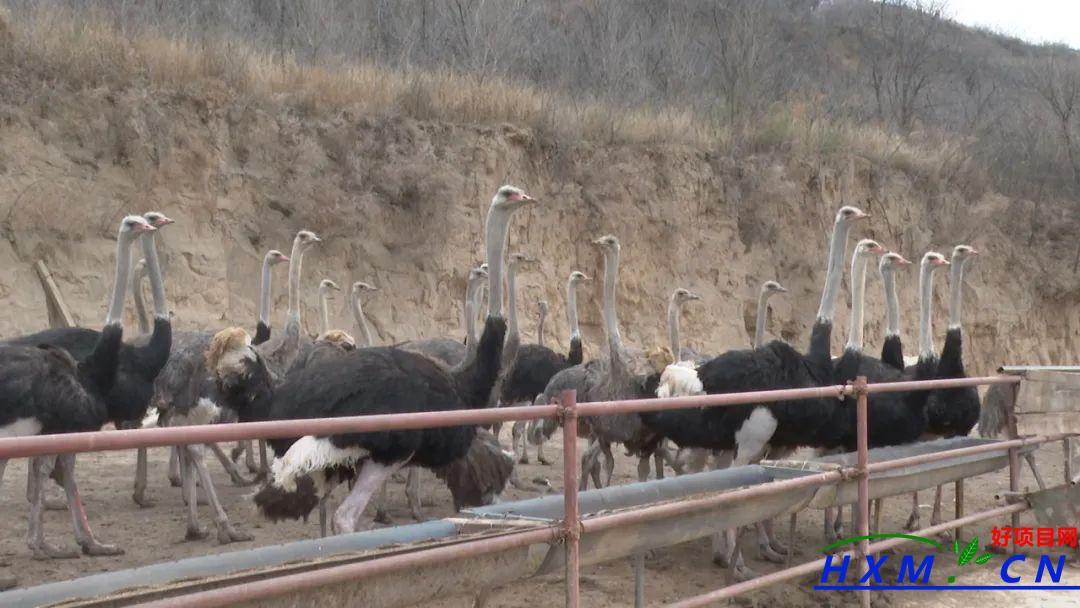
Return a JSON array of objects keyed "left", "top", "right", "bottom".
[
  {"left": 1, "top": 215, "right": 154, "bottom": 559},
  {"left": 643, "top": 206, "right": 868, "bottom": 577},
  {"left": 674, "top": 280, "right": 787, "bottom": 476},
  {"left": 255, "top": 250, "right": 291, "bottom": 345},
  {"left": 131, "top": 259, "right": 151, "bottom": 334},
  {"left": 912, "top": 245, "right": 981, "bottom": 533},
  {"left": 487, "top": 252, "right": 539, "bottom": 438},
  {"left": 669, "top": 288, "right": 707, "bottom": 364},
  {"left": 216, "top": 186, "right": 534, "bottom": 535},
  {"left": 397, "top": 265, "right": 488, "bottom": 367},
  {"left": 316, "top": 279, "right": 341, "bottom": 336},
  {"left": 350, "top": 281, "right": 378, "bottom": 348},
  {"left": 257, "top": 231, "right": 322, "bottom": 378},
  {"left": 878, "top": 253, "right": 911, "bottom": 372},
  {"left": 516, "top": 270, "right": 591, "bottom": 464}
]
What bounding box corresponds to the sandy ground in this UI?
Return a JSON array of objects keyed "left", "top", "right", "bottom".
[{"left": 2, "top": 434, "right": 1079, "bottom": 607}]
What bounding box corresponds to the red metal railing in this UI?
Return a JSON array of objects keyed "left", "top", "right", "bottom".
[{"left": 0, "top": 373, "right": 1062, "bottom": 608}]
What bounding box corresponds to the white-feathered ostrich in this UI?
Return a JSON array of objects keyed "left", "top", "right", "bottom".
[
  {"left": 908, "top": 245, "right": 981, "bottom": 533},
  {"left": 642, "top": 206, "right": 868, "bottom": 578},
  {"left": 350, "top": 281, "right": 378, "bottom": 348},
  {"left": 210, "top": 186, "right": 534, "bottom": 535},
  {"left": 518, "top": 270, "right": 591, "bottom": 464},
  {"left": 316, "top": 279, "right": 341, "bottom": 336},
  {"left": 1, "top": 215, "right": 154, "bottom": 560}
]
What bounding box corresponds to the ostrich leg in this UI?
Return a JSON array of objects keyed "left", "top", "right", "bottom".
[
  {"left": 27, "top": 456, "right": 78, "bottom": 559},
  {"left": 186, "top": 445, "right": 253, "bottom": 544},
  {"left": 333, "top": 460, "right": 408, "bottom": 534},
  {"left": 405, "top": 468, "right": 424, "bottom": 521},
  {"left": 54, "top": 454, "right": 122, "bottom": 556},
  {"left": 133, "top": 447, "right": 153, "bottom": 507},
  {"left": 168, "top": 447, "right": 182, "bottom": 487},
  {"left": 206, "top": 443, "right": 255, "bottom": 486}
]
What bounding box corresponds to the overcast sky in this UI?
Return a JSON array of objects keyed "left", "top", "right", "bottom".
[{"left": 947, "top": 0, "right": 1080, "bottom": 49}]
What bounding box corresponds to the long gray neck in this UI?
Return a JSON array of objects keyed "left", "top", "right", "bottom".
[
  {"left": 106, "top": 232, "right": 136, "bottom": 326},
  {"left": 816, "top": 218, "right": 852, "bottom": 322},
  {"left": 318, "top": 287, "right": 331, "bottom": 335},
  {"left": 285, "top": 237, "right": 304, "bottom": 331},
  {"left": 484, "top": 207, "right": 513, "bottom": 318},
  {"left": 602, "top": 248, "right": 623, "bottom": 362},
  {"left": 506, "top": 263, "right": 521, "bottom": 340},
  {"left": 132, "top": 267, "right": 150, "bottom": 334},
  {"left": 259, "top": 256, "right": 274, "bottom": 326},
  {"left": 141, "top": 231, "right": 168, "bottom": 319},
  {"left": 882, "top": 266, "right": 900, "bottom": 338},
  {"left": 918, "top": 260, "right": 937, "bottom": 358},
  {"left": 845, "top": 253, "right": 870, "bottom": 351},
  {"left": 667, "top": 295, "right": 682, "bottom": 358},
  {"left": 948, "top": 259, "right": 967, "bottom": 330},
  {"left": 352, "top": 292, "right": 373, "bottom": 347},
  {"left": 471, "top": 281, "right": 486, "bottom": 344},
  {"left": 537, "top": 308, "right": 546, "bottom": 347},
  {"left": 754, "top": 291, "right": 773, "bottom": 348},
  {"left": 567, "top": 278, "right": 581, "bottom": 341}
]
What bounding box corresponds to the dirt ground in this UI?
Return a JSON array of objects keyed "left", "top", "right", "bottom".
[{"left": 2, "top": 434, "right": 1079, "bottom": 607}]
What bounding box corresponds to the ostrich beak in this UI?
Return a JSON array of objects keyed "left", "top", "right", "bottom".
[
  {"left": 776, "top": 285, "right": 789, "bottom": 293},
  {"left": 154, "top": 216, "right": 175, "bottom": 227},
  {"left": 136, "top": 224, "right": 157, "bottom": 234},
  {"left": 687, "top": 292, "right": 703, "bottom": 301},
  {"left": 279, "top": 254, "right": 290, "bottom": 263}
]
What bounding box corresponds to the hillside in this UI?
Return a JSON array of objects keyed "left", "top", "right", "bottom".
[{"left": 0, "top": 2, "right": 1077, "bottom": 374}]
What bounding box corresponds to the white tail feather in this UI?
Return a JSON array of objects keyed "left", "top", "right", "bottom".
[
  {"left": 141, "top": 407, "right": 160, "bottom": 429},
  {"left": 271, "top": 435, "right": 369, "bottom": 493},
  {"left": 656, "top": 361, "right": 704, "bottom": 398}
]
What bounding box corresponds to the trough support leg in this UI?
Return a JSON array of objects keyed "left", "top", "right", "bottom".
[
  {"left": 634, "top": 553, "right": 645, "bottom": 608},
  {"left": 1024, "top": 453, "right": 1048, "bottom": 490},
  {"left": 787, "top": 513, "right": 797, "bottom": 567},
  {"left": 1064, "top": 438, "right": 1073, "bottom": 485},
  {"left": 954, "top": 480, "right": 964, "bottom": 543},
  {"left": 560, "top": 390, "right": 580, "bottom": 608},
  {"left": 1008, "top": 446, "right": 1020, "bottom": 555},
  {"left": 855, "top": 377, "right": 871, "bottom": 608}
]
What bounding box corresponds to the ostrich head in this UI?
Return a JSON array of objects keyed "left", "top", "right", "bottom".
[
  {"left": 672, "top": 287, "right": 702, "bottom": 305},
  {"left": 569, "top": 270, "right": 590, "bottom": 285},
  {"left": 836, "top": 205, "right": 870, "bottom": 226},
  {"left": 295, "top": 230, "right": 321, "bottom": 250},
  {"left": 922, "top": 251, "right": 950, "bottom": 269},
  {"left": 120, "top": 215, "right": 156, "bottom": 238},
  {"left": 592, "top": 234, "right": 620, "bottom": 254},
  {"left": 265, "top": 249, "right": 290, "bottom": 265},
  {"left": 879, "top": 252, "right": 912, "bottom": 273},
  {"left": 142, "top": 211, "right": 175, "bottom": 228},
  {"left": 491, "top": 185, "right": 536, "bottom": 211},
  {"left": 469, "top": 266, "right": 488, "bottom": 283},
  {"left": 352, "top": 281, "right": 377, "bottom": 296},
  {"left": 207, "top": 327, "right": 255, "bottom": 380},
  {"left": 951, "top": 244, "right": 979, "bottom": 264},
  {"left": 761, "top": 280, "right": 788, "bottom": 295},
  {"left": 319, "top": 279, "right": 340, "bottom": 293},
  {"left": 316, "top": 329, "right": 356, "bottom": 351},
  {"left": 854, "top": 238, "right": 887, "bottom": 260}
]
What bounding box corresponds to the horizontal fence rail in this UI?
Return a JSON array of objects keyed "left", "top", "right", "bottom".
[{"left": 0, "top": 373, "right": 1048, "bottom": 608}]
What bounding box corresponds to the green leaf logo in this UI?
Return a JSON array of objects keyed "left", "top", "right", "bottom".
[
  {"left": 958, "top": 537, "right": 980, "bottom": 566},
  {"left": 975, "top": 553, "right": 993, "bottom": 565}
]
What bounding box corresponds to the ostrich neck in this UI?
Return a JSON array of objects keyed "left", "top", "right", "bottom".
[
  {"left": 754, "top": 292, "right": 772, "bottom": 349},
  {"left": 141, "top": 232, "right": 168, "bottom": 319},
  {"left": 602, "top": 248, "right": 623, "bottom": 368},
  {"left": 471, "top": 281, "right": 485, "bottom": 344},
  {"left": 845, "top": 254, "right": 870, "bottom": 351},
  {"left": 352, "top": 293, "right": 373, "bottom": 347},
  {"left": 667, "top": 297, "right": 681, "bottom": 358},
  {"left": 259, "top": 256, "right": 274, "bottom": 326},
  {"left": 883, "top": 267, "right": 900, "bottom": 338},
  {"left": 918, "top": 261, "right": 937, "bottom": 358},
  {"left": 537, "top": 310, "right": 546, "bottom": 346},
  {"left": 816, "top": 218, "right": 852, "bottom": 322},
  {"left": 567, "top": 278, "right": 581, "bottom": 340},
  {"left": 506, "top": 264, "right": 521, "bottom": 340},
  {"left": 106, "top": 233, "right": 136, "bottom": 326},
  {"left": 484, "top": 207, "right": 513, "bottom": 318},
  {"left": 132, "top": 269, "right": 150, "bottom": 334},
  {"left": 948, "top": 259, "right": 967, "bottom": 330},
  {"left": 318, "top": 288, "right": 331, "bottom": 335},
  {"left": 285, "top": 237, "right": 305, "bottom": 332}
]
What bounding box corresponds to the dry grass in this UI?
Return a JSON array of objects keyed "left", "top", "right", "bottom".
[{"left": 0, "top": 4, "right": 967, "bottom": 181}]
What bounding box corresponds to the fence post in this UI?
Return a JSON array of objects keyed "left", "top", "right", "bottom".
[
  {"left": 854, "top": 376, "right": 871, "bottom": 608},
  {"left": 560, "top": 390, "right": 580, "bottom": 608}
]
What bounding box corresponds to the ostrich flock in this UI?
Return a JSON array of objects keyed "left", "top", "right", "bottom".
[{"left": 0, "top": 186, "right": 986, "bottom": 586}]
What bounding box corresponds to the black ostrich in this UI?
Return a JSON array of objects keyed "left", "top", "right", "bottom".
[
  {"left": 254, "top": 249, "right": 291, "bottom": 346},
  {"left": 214, "top": 186, "right": 534, "bottom": 534},
  {"left": 914, "top": 245, "right": 981, "bottom": 534},
  {"left": 0, "top": 215, "right": 154, "bottom": 559},
  {"left": 510, "top": 270, "right": 589, "bottom": 464},
  {"left": 640, "top": 206, "right": 868, "bottom": 578}
]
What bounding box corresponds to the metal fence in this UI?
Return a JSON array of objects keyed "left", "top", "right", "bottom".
[{"left": 1, "top": 373, "right": 1069, "bottom": 608}]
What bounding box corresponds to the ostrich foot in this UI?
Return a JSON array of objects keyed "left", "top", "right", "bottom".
[
  {"left": 768, "top": 536, "right": 791, "bottom": 556},
  {"left": 373, "top": 510, "right": 394, "bottom": 525},
  {"left": 30, "top": 541, "right": 79, "bottom": 560},
  {"left": 168, "top": 474, "right": 182, "bottom": 488},
  {"left": 80, "top": 539, "right": 123, "bottom": 557},
  {"left": 216, "top": 524, "right": 253, "bottom": 544},
  {"left": 45, "top": 498, "right": 68, "bottom": 511},
  {"left": 132, "top": 490, "right": 155, "bottom": 508},
  {"left": 229, "top": 445, "right": 244, "bottom": 463},
  {"left": 758, "top": 542, "right": 786, "bottom": 564},
  {"left": 730, "top": 563, "right": 758, "bottom": 582},
  {"left": 184, "top": 526, "right": 210, "bottom": 541},
  {"left": 409, "top": 505, "right": 425, "bottom": 522},
  {"left": 518, "top": 454, "right": 530, "bottom": 465},
  {"left": 537, "top": 454, "right": 552, "bottom": 466},
  {"left": 904, "top": 511, "right": 921, "bottom": 532}
]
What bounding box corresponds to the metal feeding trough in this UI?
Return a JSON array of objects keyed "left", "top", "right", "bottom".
[
  {"left": 765, "top": 437, "right": 1034, "bottom": 508},
  {"left": 2, "top": 465, "right": 814, "bottom": 608}
]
